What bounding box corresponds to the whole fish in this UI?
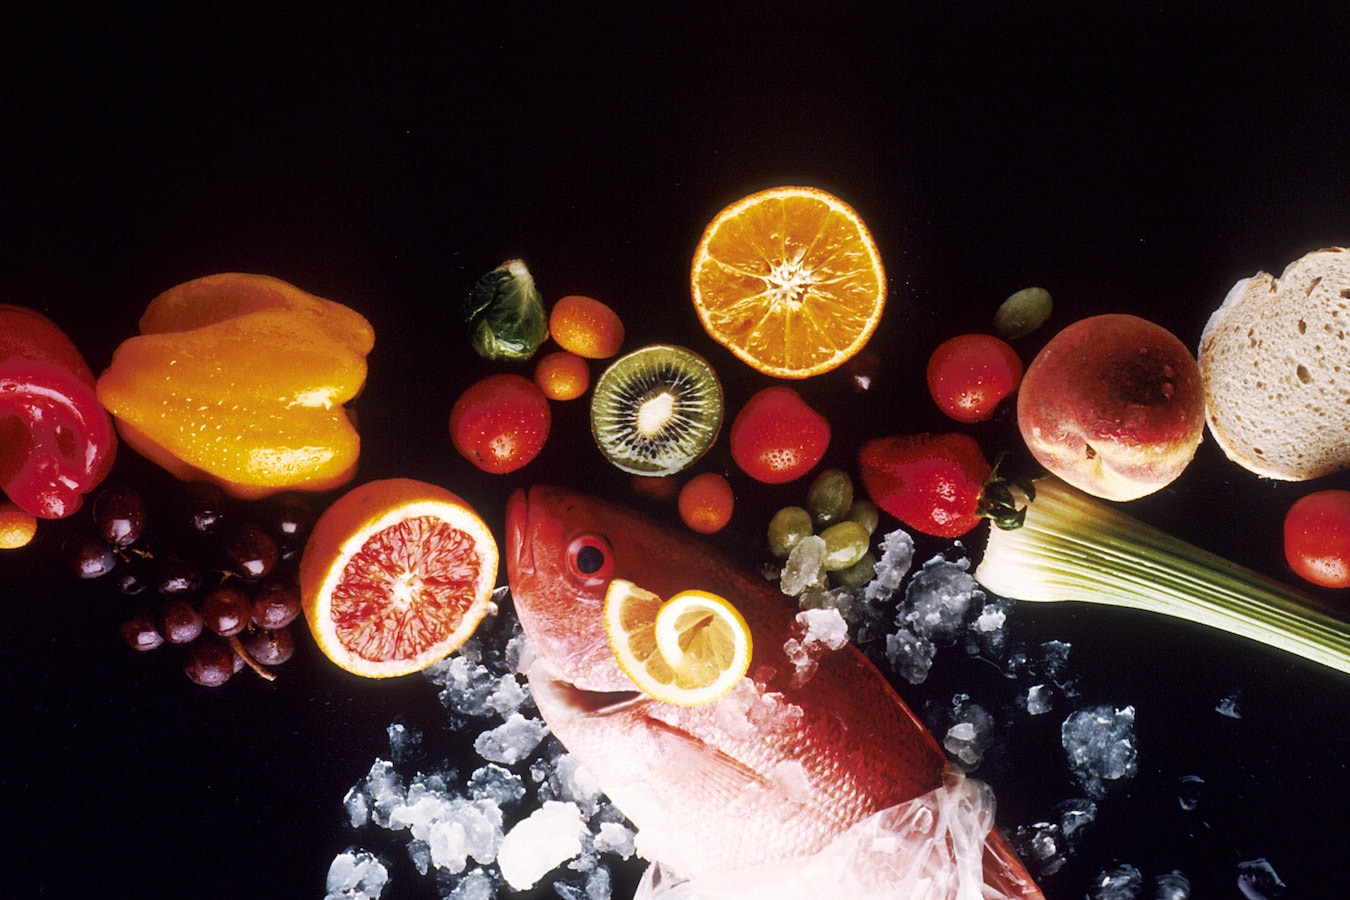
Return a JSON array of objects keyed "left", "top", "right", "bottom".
[{"left": 506, "top": 485, "right": 1043, "bottom": 899}]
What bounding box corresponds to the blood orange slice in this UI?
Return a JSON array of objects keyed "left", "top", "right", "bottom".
[{"left": 299, "top": 478, "right": 499, "bottom": 678}]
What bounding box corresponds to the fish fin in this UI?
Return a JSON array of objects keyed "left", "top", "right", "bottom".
[
  {"left": 641, "top": 713, "right": 774, "bottom": 798},
  {"left": 636, "top": 861, "right": 701, "bottom": 899}
]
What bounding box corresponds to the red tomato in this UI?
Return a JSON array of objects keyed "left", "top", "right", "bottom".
[
  {"left": 729, "top": 387, "right": 830, "bottom": 484},
  {"left": 1284, "top": 490, "right": 1350, "bottom": 588},
  {"left": 926, "top": 333, "right": 1023, "bottom": 423},
  {"left": 450, "top": 374, "right": 551, "bottom": 474}
]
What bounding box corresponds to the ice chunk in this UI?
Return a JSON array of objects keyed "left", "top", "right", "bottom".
[
  {"left": 780, "top": 535, "right": 827, "bottom": 596},
  {"left": 1236, "top": 858, "right": 1285, "bottom": 899},
  {"left": 1176, "top": 774, "right": 1204, "bottom": 812},
  {"left": 1153, "top": 870, "right": 1192, "bottom": 899},
  {"left": 497, "top": 800, "right": 588, "bottom": 890},
  {"left": 1087, "top": 862, "right": 1143, "bottom": 899},
  {"left": 942, "top": 695, "right": 995, "bottom": 769},
  {"left": 349, "top": 759, "right": 406, "bottom": 828},
  {"left": 386, "top": 722, "right": 422, "bottom": 765},
  {"left": 593, "top": 821, "right": 636, "bottom": 859},
  {"left": 973, "top": 603, "right": 1006, "bottom": 633},
  {"left": 446, "top": 868, "right": 498, "bottom": 900},
  {"left": 783, "top": 607, "right": 851, "bottom": 687},
  {"left": 1216, "top": 690, "right": 1243, "bottom": 719},
  {"left": 325, "top": 849, "right": 390, "bottom": 900},
  {"left": 885, "top": 626, "right": 937, "bottom": 685},
  {"left": 864, "top": 527, "right": 915, "bottom": 602},
  {"left": 903, "top": 556, "right": 983, "bottom": 641},
  {"left": 473, "top": 712, "right": 548, "bottom": 765},
  {"left": 1025, "top": 684, "right": 1053, "bottom": 716},
  {"left": 467, "top": 763, "right": 526, "bottom": 807},
  {"left": 1062, "top": 705, "right": 1138, "bottom": 798},
  {"left": 536, "top": 753, "right": 604, "bottom": 819}
]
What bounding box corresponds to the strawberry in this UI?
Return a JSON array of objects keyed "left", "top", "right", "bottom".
[{"left": 857, "top": 432, "right": 993, "bottom": 538}]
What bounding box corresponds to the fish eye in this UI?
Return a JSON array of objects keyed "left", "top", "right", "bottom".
[{"left": 566, "top": 534, "right": 614, "bottom": 585}]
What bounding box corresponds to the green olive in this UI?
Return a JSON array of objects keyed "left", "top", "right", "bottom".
[
  {"left": 767, "top": 506, "right": 814, "bottom": 558},
  {"left": 806, "top": 469, "right": 854, "bottom": 527},
  {"left": 820, "top": 520, "right": 871, "bottom": 571},
  {"left": 831, "top": 549, "right": 877, "bottom": 587},
  {"left": 994, "top": 286, "right": 1053, "bottom": 340},
  {"left": 845, "top": 499, "right": 879, "bottom": 535}
]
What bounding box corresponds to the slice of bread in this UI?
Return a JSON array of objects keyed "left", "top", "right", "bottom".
[{"left": 1199, "top": 246, "right": 1350, "bottom": 480}]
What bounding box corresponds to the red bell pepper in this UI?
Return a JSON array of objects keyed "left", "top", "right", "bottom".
[{"left": 0, "top": 304, "right": 116, "bottom": 519}]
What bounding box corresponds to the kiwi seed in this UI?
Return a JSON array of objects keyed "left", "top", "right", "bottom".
[{"left": 590, "top": 344, "right": 724, "bottom": 476}]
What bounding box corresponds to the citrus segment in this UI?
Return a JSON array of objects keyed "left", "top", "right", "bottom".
[
  {"left": 299, "top": 478, "right": 499, "bottom": 678},
  {"left": 603, "top": 578, "right": 751, "bottom": 706},
  {"left": 690, "top": 185, "right": 886, "bottom": 379}
]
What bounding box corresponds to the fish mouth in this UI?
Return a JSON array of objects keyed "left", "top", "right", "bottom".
[{"left": 505, "top": 487, "right": 534, "bottom": 579}]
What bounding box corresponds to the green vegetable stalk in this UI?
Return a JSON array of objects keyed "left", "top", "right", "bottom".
[
  {"left": 465, "top": 259, "right": 549, "bottom": 361},
  {"left": 975, "top": 476, "right": 1350, "bottom": 675}
]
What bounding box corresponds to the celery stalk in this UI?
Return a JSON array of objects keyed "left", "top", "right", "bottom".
[{"left": 974, "top": 477, "right": 1350, "bottom": 675}]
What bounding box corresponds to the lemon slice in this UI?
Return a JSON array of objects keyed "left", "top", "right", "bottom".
[{"left": 603, "top": 579, "right": 752, "bottom": 706}]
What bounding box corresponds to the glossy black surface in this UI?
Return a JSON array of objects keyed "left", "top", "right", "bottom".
[{"left": 4, "top": 6, "right": 1349, "bottom": 898}]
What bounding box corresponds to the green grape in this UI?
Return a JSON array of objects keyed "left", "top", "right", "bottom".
[
  {"left": 767, "top": 506, "right": 814, "bottom": 558},
  {"left": 994, "top": 286, "right": 1053, "bottom": 340},
  {"left": 831, "top": 549, "right": 877, "bottom": 587},
  {"left": 820, "top": 520, "right": 871, "bottom": 571},
  {"left": 845, "top": 499, "right": 879, "bottom": 535},
  {"left": 806, "top": 469, "right": 854, "bottom": 527}
]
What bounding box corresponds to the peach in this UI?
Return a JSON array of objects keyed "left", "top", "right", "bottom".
[{"left": 1017, "top": 314, "right": 1204, "bottom": 501}]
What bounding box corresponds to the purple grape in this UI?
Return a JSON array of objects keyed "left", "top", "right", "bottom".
[
  {"left": 242, "top": 626, "right": 295, "bottom": 666},
  {"left": 120, "top": 610, "right": 165, "bottom": 651},
  {"left": 223, "top": 522, "right": 279, "bottom": 580},
  {"left": 92, "top": 485, "right": 146, "bottom": 548},
  {"left": 184, "top": 637, "right": 237, "bottom": 687},
  {"left": 251, "top": 579, "right": 302, "bottom": 630},
  {"left": 181, "top": 481, "right": 228, "bottom": 536},
  {"left": 155, "top": 557, "right": 203, "bottom": 596},
  {"left": 65, "top": 535, "right": 117, "bottom": 579},
  {"left": 160, "top": 597, "right": 203, "bottom": 644},
  {"left": 200, "top": 584, "right": 252, "bottom": 637}
]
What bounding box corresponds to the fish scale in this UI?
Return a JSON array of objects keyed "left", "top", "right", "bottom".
[{"left": 507, "top": 485, "right": 1043, "bottom": 898}]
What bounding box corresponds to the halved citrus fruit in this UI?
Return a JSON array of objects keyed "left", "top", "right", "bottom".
[
  {"left": 603, "top": 578, "right": 752, "bottom": 706},
  {"left": 690, "top": 185, "right": 887, "bottom": 379},
  {"left": 299, "top": 477, "right": 499, "bottom": 678}
]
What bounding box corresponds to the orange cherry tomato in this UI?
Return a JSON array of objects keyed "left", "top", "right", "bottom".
[{"left": 678, "top": 472, "right": 735, "bottom": 534}]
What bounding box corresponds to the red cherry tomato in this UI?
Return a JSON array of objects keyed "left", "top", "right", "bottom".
[
  {"left": 450, "top": 374, "right": 551, "bottom": 474},
  {"left": 1284, "top": 490, "right": 1350, "bottom": 589},
  {"left": 926, "top": 333, "right": 1023, "bottom": 423},
  {"left": 729, "top": 387, "right": 830, "bottom": 484}
]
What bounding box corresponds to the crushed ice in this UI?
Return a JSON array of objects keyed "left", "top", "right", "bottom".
[{"left": 332, "top": 626, "right": 637, "bottom": 899}]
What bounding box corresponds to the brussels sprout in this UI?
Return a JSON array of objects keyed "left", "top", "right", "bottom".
[{"left": 465, "top": 259, "right": 550, "bottom": 361}]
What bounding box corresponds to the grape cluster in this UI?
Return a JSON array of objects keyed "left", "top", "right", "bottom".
[
  {"left": 63, "top": 480, "right": 313, "bottom": 687},
  {"left": 767, "top": 468, "right": 880, "bottom": 588}
]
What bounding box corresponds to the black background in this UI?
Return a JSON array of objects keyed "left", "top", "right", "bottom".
[{"left": 3, "top": 5, "right": 1349, "bottom": 899}]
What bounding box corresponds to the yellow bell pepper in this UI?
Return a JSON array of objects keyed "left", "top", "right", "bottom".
[{"left": 97, "top": 273, "right": 375, "bottom": 499}]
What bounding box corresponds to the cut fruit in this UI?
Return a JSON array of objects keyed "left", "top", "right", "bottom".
[
  {"left": 603, "top": 578, "right": 752, "bottom": 706},
  {"left": 590, "top": 345, "right": 723, "bottom": 476},
  {"left": 299, "top": 478, "right": 499, "bottom": 678},
  {"left": 690, "top": 185, "right": 887, "bottom": 379}
]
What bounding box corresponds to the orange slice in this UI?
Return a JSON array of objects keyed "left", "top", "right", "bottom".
[
  {"left": 690, "top": 185, "right": 887, "bottom": 379},
  {"left": 603, "top": 578, "right": 751, "bottom": 706},
  {"left": 299, "top": 478, "right": 499, "bottom": 678}
]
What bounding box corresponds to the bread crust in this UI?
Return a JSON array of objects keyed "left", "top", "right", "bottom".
[{"left": 1199, "top": 246, "right": 1350, "bottom": 480}]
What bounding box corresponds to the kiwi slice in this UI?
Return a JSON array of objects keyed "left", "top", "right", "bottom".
[{"left": 590, "top": 344, "right": 724, "bottom": 476}]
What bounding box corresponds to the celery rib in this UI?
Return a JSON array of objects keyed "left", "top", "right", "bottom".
[{"left": 974, "top": 477, "right": 1350, "bottom": 675}]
